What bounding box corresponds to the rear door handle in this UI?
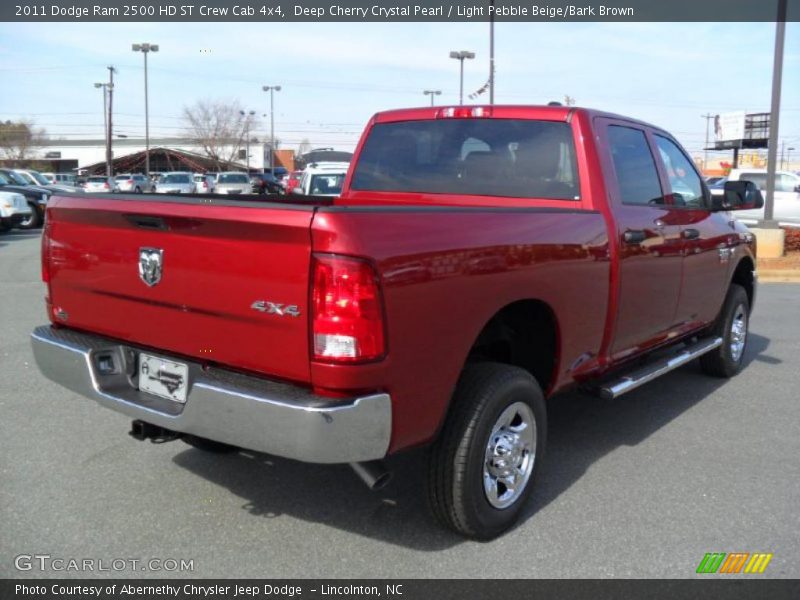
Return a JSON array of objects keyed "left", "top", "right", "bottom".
[
  {"left": 682, "top": 228, "right": 700, "bottom": 240},
  {"left": 623, "top": 230, "right": 647, "bottom": 244}
]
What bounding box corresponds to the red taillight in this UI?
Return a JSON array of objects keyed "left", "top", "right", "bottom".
[
  {"left": 103, "top": 182, "right": 110, "bottom": 189},
  {"left": 41, "top": 221, "right": 51, "bottom": 283},
  {"left": 311, "top": 254, "right": 386, "bottom": 363}
]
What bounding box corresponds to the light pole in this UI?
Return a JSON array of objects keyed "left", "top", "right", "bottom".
[
  {"left": 449, "top": 50, "right": 475, "bottom": 105},
  {"left": 240, "top": 110, "right": 256, "bottom": 172},
  {"left": 262, "top": 85, "right": 281, "bottom": 174},
  {"left": 423, "top": 90, "right": 442, "bottom": 106},
  {"left": 132, "top": 42, "right": 159, "bottom": 178},
  {"left": 94, "top": 82, "right": 111, "bottom": 176},
  {"left": 788, "top": 147, "right": 796, "bottom": 170}
]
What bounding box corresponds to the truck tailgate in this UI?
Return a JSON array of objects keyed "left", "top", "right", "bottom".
[{"left": 45, "top": 195, "right": 315, "bottom": 383}]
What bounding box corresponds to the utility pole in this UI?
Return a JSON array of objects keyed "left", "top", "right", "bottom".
[
  {"left": 702, "top": 113, "right": 714, "bottom": 173},
  {"left": 489, "top": 0, "right": 495, "bottom": 105},
  {"left": 779, "top": 140, "right": 785, "bottom": 170},
  {"left": 763, "top": 0, "right": 786, "bottom": 226},
  {"left": 240, "top": 110, "right": 255, "bottom": 172},
  {"left": 106, "top": 66, "right": 115, "bottom": 177}
]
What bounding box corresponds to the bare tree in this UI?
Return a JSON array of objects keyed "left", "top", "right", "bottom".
[
  {"left": 0, "top": 120, "right": 46, "bottom": 160},
  {"left": 182, "top": 100, "right": 258, "bottom": 171},
  {"left": 297, "top": 138, "right": 312, "bottom": 157}
]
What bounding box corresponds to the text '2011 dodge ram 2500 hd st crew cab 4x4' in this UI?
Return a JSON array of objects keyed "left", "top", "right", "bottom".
[{"left": 32, "top": 105, "right": 762, "bottom": 539}]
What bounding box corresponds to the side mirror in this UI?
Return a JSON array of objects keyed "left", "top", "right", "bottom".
[{"left": 713, "top": 180, "right": 764, "bottom": 211}]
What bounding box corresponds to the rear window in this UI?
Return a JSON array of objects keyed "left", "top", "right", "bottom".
[
  {"left": 350, "top": 119, "right": 579, "bottom": 200},
  {"left": 161, "top": 174, "right": 192, "bottom": 184},
  {"left": 88, "top": 177, "right": 108, "bottom": 183},
  {"left": 115, "top": 176, "right": 129, "bottom": 181},
  {"left": 219, "top": 173, "right": 249, "bottom": 184},
  {"left": 309, "top": 173, "right": 345, "bottom": 195}
]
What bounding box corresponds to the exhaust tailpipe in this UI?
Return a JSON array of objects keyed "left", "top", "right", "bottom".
[
  {"left": 350, "top": 461, "right": 392, "bottom": 491},
  {"left": 129, "top": 420, "right": 181, "bottom": 443}
]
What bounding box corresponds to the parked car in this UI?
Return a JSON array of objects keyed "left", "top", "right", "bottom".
[
  {"left": 250, "top": 172, "right": 283, "bottom": 194},
  {"left": 154, "top": 172, "right": 196, "bottom": 194},
  {"left": 284, "top": 170, "right": 303, "bottom": 194},
  {"left": 42, "top": 172, "right": 79, "bottom": 187},
  {"left": 0, "top": 190, "right": 32, "bottom": 231},
  {"left": 0, "top": 169, "right": 50, "bottom": 228},
  {"left": 83, "top": 176, "right": 120, "bottom": 193},
  {"left": 296, "top": 162, "right": 349, "bottom": 197},
  {"left": 115, "top": 174, "right": 154, "bottom": 193},
  {"left": 214, "top": 172, "right": 251, "bottom": 195},
  {"left": 193, "top": 173, "right": 216, "bottom": 193},
  {"left": 31, "top": 105, "right": 762, "bottom": 540},
  {"left": 14, "top": 169, "right": 80, "bottom": 194},
  {"left": 725, "top": 169, "right": 800, "bottom": 226}
]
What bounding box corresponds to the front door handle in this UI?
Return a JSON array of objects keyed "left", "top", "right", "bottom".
[
  {"left": 682, "top": 228, "right": 700, "bottom": 240},
  {"left": 623, "top": 229, "right": 647, "bottom": 244}
]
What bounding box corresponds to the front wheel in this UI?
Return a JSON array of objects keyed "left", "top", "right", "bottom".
[
  {"left": 428, "top": 363, "right": 547, "bottom": 540},
  {"left": 700, "top": 284, "right": 750, "bottom": 378},
  {"left": 17, "top": 205, "right": 42, "bottom": 229}
]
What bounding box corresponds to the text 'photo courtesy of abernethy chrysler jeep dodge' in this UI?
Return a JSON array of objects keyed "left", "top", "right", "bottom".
[{"left": 31, "top": 105, "right": 763, "bottom": 539}]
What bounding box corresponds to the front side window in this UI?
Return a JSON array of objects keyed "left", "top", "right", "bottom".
[
  {"left": 607, "top": 126, "right": 663, "bottom": 206},
  {"left": 654, "top": 135, "right": 705, "bottom": 208},
  {"left": 350, "top": 119, "right": 580, "bottom": 200}
]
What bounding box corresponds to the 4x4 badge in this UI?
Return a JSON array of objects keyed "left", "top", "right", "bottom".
[
  {"left": 251, "top": 300, "right": 300, "bottom": 317},
  {"left": 139, "top": 247, "right": 164, "bottom": 287}
]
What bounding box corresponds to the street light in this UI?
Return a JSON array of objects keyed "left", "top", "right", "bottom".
[
  {"left": 240, "top": 110, "right": 256, "bottom": 172},
  {"left": 423, "top": 89, "right": 442, "bottom": 106},
  {"left": 449, "top": 50, "right": 475, "bottom": 105},
  {"left": 262, "top": 85, "right": 281, "bottom": 174},
  {"left": 788, "top": 147, "right": 796, "bottom": 170},
  {"left": 94, "top": 82, "right": 111, "bottom": 176},
  {"left": 131, "top": 42, "right": 159, "bottom": 177}
]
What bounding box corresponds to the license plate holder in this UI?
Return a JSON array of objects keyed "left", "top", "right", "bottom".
[{"left": 138, "top": 353, "right": 189, "bottom": 404}]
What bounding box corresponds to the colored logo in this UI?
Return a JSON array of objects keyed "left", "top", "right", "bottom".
[{"left": 696, "top": 552, "right": 773, "bottom": 574}]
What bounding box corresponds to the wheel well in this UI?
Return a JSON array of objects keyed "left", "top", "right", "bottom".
[
  {"left": 732, "top": 257, "right": 755, "bottom": 308},
  {"left": 467, "top": 300, "right": 558, "bottom": 392}
]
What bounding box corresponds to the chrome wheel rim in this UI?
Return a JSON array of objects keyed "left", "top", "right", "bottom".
[
  {"left": 483, "top": 401, "right": 536, "bottom": 509},
  {"left": 20, "top": 213, "right": 33, "bottom": 227},
  {"left": 730, "top": 303, "right": 748, "bottom": 363}
]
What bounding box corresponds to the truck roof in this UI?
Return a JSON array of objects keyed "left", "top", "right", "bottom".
[{"left": 370, "top": 104, "right": 668, "bottom": 135}]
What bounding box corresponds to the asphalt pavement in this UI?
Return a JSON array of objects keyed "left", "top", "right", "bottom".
[{"left": 1, "top": 229, "right": 798, "bottom": 578}]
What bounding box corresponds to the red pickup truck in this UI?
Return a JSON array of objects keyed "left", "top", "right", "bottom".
[{"left": 32, "top": 105, "right": 762, "bottom": 539}]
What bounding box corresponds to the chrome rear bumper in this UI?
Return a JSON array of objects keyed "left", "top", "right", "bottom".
[{"left": 30, "top": 325, "right": 391, "bottom": 464}]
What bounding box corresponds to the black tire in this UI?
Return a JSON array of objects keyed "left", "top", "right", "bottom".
[
  {"left": 17, "top": 204, "right": 42, "bottom": 229},
  {"left": 182, "top": 434, "right": 239, "bottom": 454},
  {"left": 0, "top": 221, "right": 11, "bottom": 232},
  {"left": 134, "top": 186, "right": 141, "bottom": 193},
  {"left": 428, "top": 362, "right": 547, "bottom": 540},
  {"left": 700, "top": 284, "right": 750, "bottom": 378}
]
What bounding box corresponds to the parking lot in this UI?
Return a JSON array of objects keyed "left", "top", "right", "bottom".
[{"left": 1, "top": 229, "right": 798, "bottom": 578}]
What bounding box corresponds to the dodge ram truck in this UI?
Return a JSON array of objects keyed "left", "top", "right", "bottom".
[{"left": 31, "top": 105, "right": 763, "bottom": 539}]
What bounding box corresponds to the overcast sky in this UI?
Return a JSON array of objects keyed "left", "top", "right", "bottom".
[{"left": 0, "top": 21, "right": 798, "bottom": 157}]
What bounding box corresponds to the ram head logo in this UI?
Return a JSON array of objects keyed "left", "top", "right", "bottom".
[{"left": 138, "top": 247, "right": 164, "bottom": 287}]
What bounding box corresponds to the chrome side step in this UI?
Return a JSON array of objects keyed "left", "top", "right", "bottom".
[{"left": 595, "top": 336, "right": 723, "bottom": 400}]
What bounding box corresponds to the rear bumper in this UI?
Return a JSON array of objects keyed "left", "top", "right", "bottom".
[{"left": 30, "top": 325, "right": 392, "bottom": 464}]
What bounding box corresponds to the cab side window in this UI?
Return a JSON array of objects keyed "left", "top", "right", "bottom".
[
  {"left": 607, "top": 126, "right": 664, "bottom": 206},
  {"left": 654, "top": 135, "right": 705, "bottom": 209}
]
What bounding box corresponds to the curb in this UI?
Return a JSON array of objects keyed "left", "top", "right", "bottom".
[{"left": 758, "top": 270, "right": 800, "bottom": 283}]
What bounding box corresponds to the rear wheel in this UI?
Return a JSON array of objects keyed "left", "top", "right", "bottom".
[
  {"left": 134, "top": 186, "right": 142, "bottom": 193},
  {"left": 182, "top": 435, "right": 239, "bottom": 454},
  {"left": 700, "top": 284, "right": 749, "bottom": 378},
  {"left": 428, "top": 363, "right": 546, "bottom": 540},
  {"left": 17, "top": 205, "right": 42, "bottom": 229}
]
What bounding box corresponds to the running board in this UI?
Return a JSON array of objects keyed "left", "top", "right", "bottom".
[{"left": 594, "top": 337, "right": 723, "bottom": 400}]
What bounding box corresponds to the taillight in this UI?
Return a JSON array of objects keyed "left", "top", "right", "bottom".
[
  {"left": 41, "top": 220, "right": 51, "bottom": 283},
  {"left": 311, "top": 254, "right": 386, "bottom": 363},
  {"left": 103, "top": 182, "right": 109, "bottom": 189}
]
